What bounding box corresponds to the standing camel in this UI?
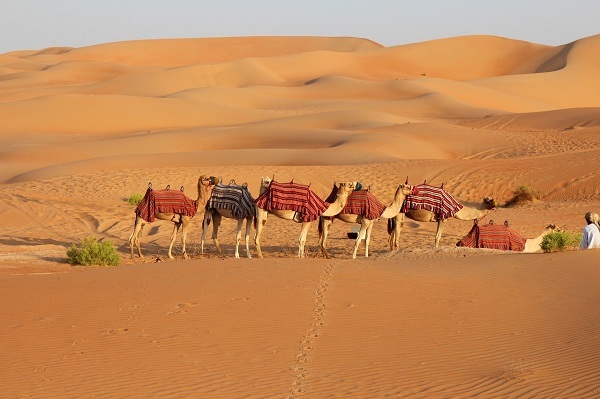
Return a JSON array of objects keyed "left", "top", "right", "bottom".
[
  {"left": 319, "top": 183, "right": 415, "bottom": 259},
  {"left": 388, "top": 183, "right": 496, "bottom": 249},
  {"left": 201, "top": 180, "right": 256, "bottom": 258},
  {"left": 254, "top": 177, "right": 358, "bottom": 258},
  {"left": 129, "top": 175, "right": 216, "bottom": 259}
]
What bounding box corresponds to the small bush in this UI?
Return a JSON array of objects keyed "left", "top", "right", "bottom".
[
  {"left": 126, "top": 193, "right": 143, "bottom": 206},
  {"left": 541, "top": 231, "right": 581, "bottom": 253},
  {"left": 505, "top": 185, "right": 539, "bottom": 207},
  {"left": 67, "top": 236, "right": 121, "bottom": 266}
]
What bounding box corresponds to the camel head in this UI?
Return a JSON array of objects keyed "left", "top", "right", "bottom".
[
  {"left": 483, "top": 197, "right": 496, "bottom": 210},
  {"left": 198, "top": 175, "right": 220, "bottom": 188},
  {"left": 544, "top": 224, "right": 560, "bottom": 233},
  {"left": 260, "top": 176, "right": 272, "bottom": 190},
  {"left": 336, "top": 181, "right": 359, "bottom": 196},
  {"left": 396, "top": 183, "right": 416, "bottom": 197}
]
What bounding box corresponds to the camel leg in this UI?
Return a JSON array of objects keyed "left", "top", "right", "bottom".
[
  {"left": 244, "top": 216, "right": 253, "bottom": 258},
  {"left": 434, "top": 219, "right": 445, "bottom": 248},
  {"left": 353, "top": 220, "right": 369, "bottom": 259},
  {"left": 298, "top": 222, "right": 311, "bottom": 258},
  {"left": 254, "top": 208, "right": 268, "bottom": 258},
  {"left": 129, "top": 216, "right": 145, "bottom": 258},
  {"left": 318, "top": 217, "right": 333, "bottom": 259},
  {"left": 364, "top": 220, "right": 374, "bottom": 258},
  {"left": 233, "top": 217, "right": 244, "bottom": 259},
  {"left": 201, "top": 210, "right": 212, "bottom": 255},
  {"left": 135, "top": 225, "right": 144, "bottom": 258},
  {"left": 389, "top": 213, "right": 404, "bottom": 251},
  {"left": 211, "top": 213, "right": 223, "bottom": 256},
  {"left": 386, "top": 217, "right": 395, "bottom": 250},
  {"left": 180, "top": 218, "right": 191, "bottom": 259},
  {"left": 167, "top": 221, "right": 180, "bottom": 259}
]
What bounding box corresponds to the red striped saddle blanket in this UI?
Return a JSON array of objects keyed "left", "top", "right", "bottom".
[
  {"left": 457, "top": 221, "right": 526, "bottom": 251},
  {"left": 205, "top": 183, "right": 255, "bottom": 219},
  {"left": 135, "top": 187, "right": 198, "bottom": 222},
  {"left": 254, "top": 181, "right": 330, "bottom": 222},
  {"left": 401, "top": 184, "right": 463, "bottom": 220},
  {"left": 339, "top": 190, "right": 386, "bottom": 220}
]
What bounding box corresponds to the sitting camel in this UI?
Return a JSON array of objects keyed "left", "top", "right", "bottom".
[
  {"left": 388, "top": 182, "right": 496, "bottom": 249},
  {"left": 457, "top": 220, "right": 559, "bottom": 253},
  {"left": 318, "top": 183, "right": 416, "bottom": 259},
  {"left": 201, "top": 180, "right": 256, "bottom": 258},
  {"left": 129, "top": 175, "right": 216, "bottom": 259},
  {"left": 254, "top": 177, "right": 358, "bottom": 258},
  {"left": 523, "top": 223, "right": 560, "bottom": 253}
]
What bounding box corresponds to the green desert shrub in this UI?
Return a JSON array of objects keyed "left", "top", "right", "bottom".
[
  {"left": 126, "top": 193, "right": 143, "bottom": 206},
  {"left": 540, "top": 231, "right": 581, "bottom": 253},
  {"left": 505, "top": 185, "right": 540, "bottom": 207},
  {"left": 67, "top": 236, "right": 121, "bottom": 266}
]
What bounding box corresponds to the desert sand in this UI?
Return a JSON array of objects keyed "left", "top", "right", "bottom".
[{"left": 1, "top": 34, "right": 599, "bottom": 398}]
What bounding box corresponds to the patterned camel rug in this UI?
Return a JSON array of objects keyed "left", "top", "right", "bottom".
[
  {"left": 135, "top": 186, "right": 198, "bottom": 222},
  {"left": 457, "top": 220, "right": 526, "bottom": 251},
  {"left": 338, "top": 189, "right": 386, "bottom": 220},
  {"left": 401, "top": 183, "right": 463, "bottom": 220},
  {"left": 254, "top": 180, "right": 330, "bottom": 222},
  {"left": 205, "top": 183, "right": 255, "bottom": 219}
]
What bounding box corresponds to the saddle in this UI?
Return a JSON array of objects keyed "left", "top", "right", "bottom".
[{"left": 457, "top": 219, "right": 526, "bottom": 251}]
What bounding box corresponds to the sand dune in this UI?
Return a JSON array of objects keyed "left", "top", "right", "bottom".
[{"left": 1, "top": 34, "right": 599, "bottom": 398}]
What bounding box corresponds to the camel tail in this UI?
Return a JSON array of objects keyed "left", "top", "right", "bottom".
[{"left": 318, "top": 217, "right": 324, "bottom": 238}]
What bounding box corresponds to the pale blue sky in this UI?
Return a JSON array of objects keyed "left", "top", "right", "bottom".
[{"left": 1, "top": 0, "right": 598, "bottom": 53}]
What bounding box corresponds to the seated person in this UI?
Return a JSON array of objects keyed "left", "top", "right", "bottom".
[{"left": 580, "top": 211, "right": 600, "bottom": 249}]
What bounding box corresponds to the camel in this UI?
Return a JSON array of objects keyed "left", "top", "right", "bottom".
[
  {"left": 523, "top": 224, "right": 560, "bottom": 253},
  {"left": 388, "top": 188, "right": 496, "bottom": 249},
  {"left": 254, "top": 177, "right": 358, "bottom": 258},
  {"left": 318, "top": 183, "right": 415, "bottom": 259},
  {"left": 456, "top": 220, "right": 559, "bottom": 253},
  {"left": 129, "top": 175, "right": 216, "bottom": 259},
  {"left": 201, "top": 180, "right": 256, "bottom": 258}
]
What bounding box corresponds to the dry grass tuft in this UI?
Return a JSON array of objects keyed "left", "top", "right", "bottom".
[{"left": 505, "top": 185, "right": 539, "bottom": 207}]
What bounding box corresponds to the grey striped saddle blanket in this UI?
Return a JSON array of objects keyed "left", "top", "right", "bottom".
[{"left": 205, "top": 182, "right": 255, "bottom": 219}]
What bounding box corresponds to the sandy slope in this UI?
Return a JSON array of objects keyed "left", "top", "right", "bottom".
[{"left": 0, "top": 34, "right": 599, "bottom": 398}]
